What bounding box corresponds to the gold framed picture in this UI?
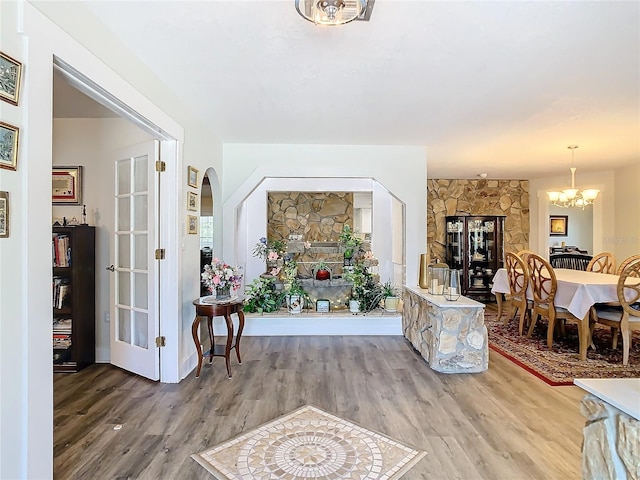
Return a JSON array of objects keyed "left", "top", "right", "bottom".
[
  {"left": 0, "top": 51, "right": 22, "bottom": 105},
  {"left": 549, "top": 215, "right": 568, "bottom": 236},
  {"left": 188, "top": 165, "right": 199, "bottom": 188},
  {"left": 52, "top": 166, "right": 83, "bottom": 205},
  {"left": 187, "top": 191, "right": 198, "bottom": 211},
  {"left": 0, "top": 121, "right": 19, "bottom": 171},
  {"left": 187, "top": 214, "right": 198, "bottom": 235},
  {"left": 0, "top": 191, "right": 9, "bottom": 238}
]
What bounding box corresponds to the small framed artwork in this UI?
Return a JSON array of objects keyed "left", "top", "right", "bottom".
[
  {"left": 0, "top": 191, "right": 9, "bottom": 238},
  {"left": 187, "top": 191, "right": 198, "bottom": 211},
  {"left": 0, "top": 51, "right": 22, "bottom": 105},
  {"left": 187, "top": 215, "right": 198, "bottom": 235},
  {"left": 0, "top": 121, "right": 19, "bottom": 171},
  {"left": 549, "top": 215, "right": 568, "bottom": 236},
  {"left": 52, "top": 166, "right": 83, "bottom": 205},
  {"left": 187, "top": 166, "right": 199, "bottom": 188}
]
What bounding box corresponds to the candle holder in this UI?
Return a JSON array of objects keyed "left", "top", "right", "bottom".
[
  {"left": 443, "top": 269, "right": 461, "bottom": 301},
  {"left": 427, "top": 263, "right": 449, "bottom": 295}
]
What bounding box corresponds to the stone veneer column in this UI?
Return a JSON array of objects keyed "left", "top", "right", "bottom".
[
  {"left": 403, "top": 287, "right": 487, "bottom": 373},
  {"left": 580, "top": 394, "right": 640, "bottom": 480}
]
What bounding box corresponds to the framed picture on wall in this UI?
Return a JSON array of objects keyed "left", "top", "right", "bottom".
[
  {"left": 0, "top": 191, "right": 9, "bottom": 238},
  {"left": 0, "top": 51, "right": 22, "bottom": 105},
  {"left": 187, "top": 215, "right": 198, "bottom": 235},
  {"left": 0, "top": 121, "right": 19, "bottom": 171},
  {"left": 187, "top": 191, "right": 198, "bottom": 211},
  {"left": 188, "top": 166, "right": 199, "bottom": 188},
  {"left": 52, "top": 166, "right": 83, "bottom": 205},
  {"left": 549, "top": 215, "right": 568, "bottom": 236}
]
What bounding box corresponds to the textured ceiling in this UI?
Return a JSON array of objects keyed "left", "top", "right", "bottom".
[{"left": 50, "top": 1, "right": 639, "bottom": 179}]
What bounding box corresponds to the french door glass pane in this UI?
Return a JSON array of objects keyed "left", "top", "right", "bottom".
[
  {"left": 117, "top": 159, "right": 131, "bottom": 195},
  {"left": 117, "top": 308, "right": 131, "bottom": 343},
  {"left": 133, "top": 311, "right": 148, "bottom": 348},
  {"left": 117, "top": 197, "right": 131, "bottom": 231}
]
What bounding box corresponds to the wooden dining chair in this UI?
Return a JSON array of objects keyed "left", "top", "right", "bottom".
[
  {"left": 526, "top": 253, "right": 590, "bottom": 360},
  {"left": 616, "top": 254, "right": 640, "bottom": 276},
  {"left": 587, "top": 252, "right": 616, "bottom": 274},
  {"left": 504, "top": 251, "right": 532, "bottom": 335},
  {"left": 516, "top": 249, "right": 536, "bottom": 261},
  {"left": 591, "top": 257, "right": 640, "bottom": 365}
]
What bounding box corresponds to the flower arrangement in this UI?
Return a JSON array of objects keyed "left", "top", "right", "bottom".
[
  {"left": 201, "top": 258, "right": 243, "bottom": 294},
  {"left": 252, "top": 237, "right": 287, "bottom": 276}
]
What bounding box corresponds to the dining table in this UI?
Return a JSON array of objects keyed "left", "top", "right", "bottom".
[{"left": 491, "top": 267, "right": 625, "bottom": 360}]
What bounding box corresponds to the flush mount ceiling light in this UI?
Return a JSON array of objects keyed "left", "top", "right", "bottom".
[
  {"left": 295, "top": 0, "right": 374, "bottom": 26},
  {"left": 547, "top": 145, "right": 600, "bottom": 209}
]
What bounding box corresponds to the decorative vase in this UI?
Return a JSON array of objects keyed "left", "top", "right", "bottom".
[
  {"left": 419, "top": 253, "right": 429, "bottom": 289},
  {"left": 349, "top": 299, "right": 360, "bottom": 314},
  {"left": 443, "top": 269, "right": 461, "bottom": 301},
  {"left": 315, "top": 268, "right": 331, "bottom": 281},
  {"left": 215, "top": 285, "right": 231, "bottom": 300},
  {"left": 384, "top": 296, "right": 399, "bottom": 312},
  {"left": 286, "top": 294, "right": 304, "bottom": 314}
]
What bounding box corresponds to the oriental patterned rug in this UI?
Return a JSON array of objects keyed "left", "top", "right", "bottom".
[
  {"left": 486, "top": 311, "right": 640, "bottom": 386},
  {"left": 192, "top": 405, "right": 426, "bottom": 479}
]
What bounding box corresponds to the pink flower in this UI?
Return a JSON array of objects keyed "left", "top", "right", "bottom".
[
  {"left": 304, "top": 241, "right": 311, "bottom": 249},
  {"left": 212, "top": 275, "right": 221, "bottom": 285},
  {"left": 268, "top": 251, "right": 280, "bottom": 261}
]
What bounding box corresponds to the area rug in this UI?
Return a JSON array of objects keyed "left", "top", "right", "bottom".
[
  {"left": 192, "top": 405, "right": 426, "bottom": 479},
  {"left": 486, "top": 311, "right": 640, "bottom": 386}
]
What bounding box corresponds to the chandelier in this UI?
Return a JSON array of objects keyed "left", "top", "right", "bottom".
[
  {"left": 295, "top": 0, "right": 373, "bottom": 26},
  {"left": 547, "top": 145, "right": 600, "bottom": 209}
]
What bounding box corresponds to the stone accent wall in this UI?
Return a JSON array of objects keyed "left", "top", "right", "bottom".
[
  {"left": 580, "top": 394, "right": 640, "bottom": 480},
  {"left": 427, "top": 179, "right": 529, "bottom": 263},
  {"left": 267, "top": 192, "right": 353, "bottom": 243}
]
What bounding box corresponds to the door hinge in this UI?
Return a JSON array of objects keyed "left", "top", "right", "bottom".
[
  {"left": 155, "top": 336, "right": 166, "bottom": 347},
  {"left": 155, "top": 160, "right": 166, "bottom": 172},
  {"left": 155, "top": 248, "right": 166, "bottom": 260}
]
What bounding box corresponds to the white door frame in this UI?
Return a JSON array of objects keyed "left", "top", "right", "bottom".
[{"left": 53, "top": 57, "right": 182, "bottom": 383}]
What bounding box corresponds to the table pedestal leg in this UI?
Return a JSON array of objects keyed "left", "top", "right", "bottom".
[
  {"left": 236, "top": 310, "right": 245, "bottom": 364},
  {"left": 223, "top": 313, "right": 234, "bottom": 379},
  {"left": 192, "top": 315, "right": 203, "bottom": 378}
]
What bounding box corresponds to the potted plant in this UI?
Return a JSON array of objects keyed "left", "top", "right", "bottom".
[
  {"left": 313, "top": 260, "right": 331, "bottom": 281},
  {"left": 243, "top": 277, "right": 281, "bottom": 314},
  {"left": 338, "top": 225, "right": 362, "bottom": 265},
  {"left": 381, "top": 280, "right": 401, "bottom": 312},
  {"left": 344, "top": 263, "right": 382, "bottom": 314},
  {"left": 283, "top": 279, "right": 309, "bottom": 314}
]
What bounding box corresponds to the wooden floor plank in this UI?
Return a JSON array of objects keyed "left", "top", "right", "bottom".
[{"left": 54, "top": 327, "right": 585, "bottom": 479}]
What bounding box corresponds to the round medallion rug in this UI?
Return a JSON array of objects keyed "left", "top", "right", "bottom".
[{"left": 192, "top": 405, "right": 426, "bottom": 479}]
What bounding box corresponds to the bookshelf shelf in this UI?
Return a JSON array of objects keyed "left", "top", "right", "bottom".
[{"left": 52, "top": 225, "right": 96, "bottom": 373}]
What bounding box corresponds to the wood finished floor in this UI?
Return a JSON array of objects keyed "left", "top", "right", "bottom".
[{"left": 54, "top": 326, "right": 586, "bottom": 479}]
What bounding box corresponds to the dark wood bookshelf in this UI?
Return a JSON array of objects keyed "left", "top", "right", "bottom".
[{"left": 52, "top": 225, "right": 96, "bottom": 373}]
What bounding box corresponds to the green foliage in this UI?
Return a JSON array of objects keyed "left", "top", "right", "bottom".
[
  {"left": 313, "top": 260, "right": 330, "bottom": 271},
  {"left": 344, "top": 264, "right": 383, "bottom": 312},
  {"left": 243, "top": 277, "right": 282, "bottom": 314},
  {"left": 338, "top": 225, "right": 362, "bottom": 259},
  {"left": 381, "top": 280, "right": 400, "bottom": 298}
]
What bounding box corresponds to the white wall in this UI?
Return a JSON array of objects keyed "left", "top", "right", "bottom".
[
  {"left": 613, "top": 162, "right": 640, "bottom": 261},
  {"left": 530, "top": 169, "right": 614, "bottom": 258},
  {"left": 53, "top": 118, "right": 154, "bottom": 362},
  {"left": 0, "top": 2, "right": 212, "bottom": 477},
  {"left": 548, "top": 204, "right": 594, "bottom": 254},
  {"left": 221, "top": 144, "right": 427, "bottom": 287}
]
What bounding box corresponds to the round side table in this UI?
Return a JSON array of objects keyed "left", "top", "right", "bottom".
[{"left": 192, "top": 296, "right": 245, "bottom": 378}]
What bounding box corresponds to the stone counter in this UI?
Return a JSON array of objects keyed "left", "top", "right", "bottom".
[
  {"left": 402, "top": 286, "right": 487, "bottom": 373},
  {"left": 574, "top": 378, "right": 640, "bottom": 480}
]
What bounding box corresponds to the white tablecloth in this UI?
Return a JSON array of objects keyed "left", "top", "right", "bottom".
[{"left": 491, "top": 268, "right": 621, "bottom": 319}]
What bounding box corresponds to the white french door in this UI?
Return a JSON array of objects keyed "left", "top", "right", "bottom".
[{"left": 110, "top": 140, "right": 160, "bottom": 380}]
